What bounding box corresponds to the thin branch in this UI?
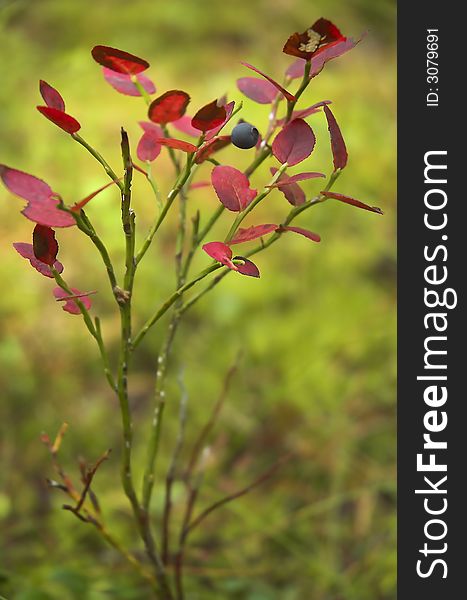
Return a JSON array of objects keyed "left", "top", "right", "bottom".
[
  {"left": 185, "top": 454, "right": 292, "bottom": 537},
  {"left": 185, "top": 356, "right": 240, "bottom": 480},
  {"left": 162, "top": 370, "right": 189, "bottom": 565}
]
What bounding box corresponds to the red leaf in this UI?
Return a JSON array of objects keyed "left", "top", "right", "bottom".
[
  {"left": 137, "top": 128, "right": 163, "bottom": 162},
  {"left": 72, "top": 179, "right": 121, "bottom": 211},
  {"left": 211, "top": 165, "right": 257, "bottom": 212},
  {"left": 205, "top": 101, "right": 235, "bottom": 140},
  {"left": 102, "top": 67, "right": 156, "bottom": 96},
  {"left": 272, "top": 119, "right": 315, "bottom": 166},
  {"left": 278, "top": 226, "right": 321, "bottom": 242},
  {"left": 283, "top": 18, "right": 345, "bottom": 60},
  {"left": 53, "top": 286, "right": 92, "bottom": 314},
  {"left": 192, "top": 100, "right": 226, "bottom": 132},
  {"left": 267, "top": 172, "right": 325, "bottom": 188},
  {"left": 0, "top": 165, "right": 75, "bottom": 227},
  {"left": 234, "top": 257, "right": 260, "bottom": 278},
  {"left": 202, "top": 243, "right": 260, "bottom": 277},
  {"left": 236, "top": 77, "right": 278, "bottom": 104},
  {"left": 37, "top": 106, "right": 81, "bottom": 134},
  {"left": 230, "top": 224, "right": 277, "bottom": 245},
  {"left": 171, "top": 115, "right": 200, "bottom": 137},
  {"left": 202, "top": 242, "right": 235, "bottom": 268},
  {"left": 321, "top": 191, "right": 383, "bottom": 214},
  {"left": 33, "top": 224, "right": 59, "bottom": 266},
  {"left": 277, "top": 101, "right": 331, "bottom": 126},
  {"left": 270, "top": 167, "right": 306, "bottom": 206},
  {"left": 323, "top": 105, "right": 347, "bottom": 170},
  {"left": 91, "top": 45, "right": 149, "bottom": 74},
  {"left": 152, "top": 137, "right": 197, "bottom": 153},
  {"left": 195, "top": 135, "right": 231, "bottom": 164},
  {"left": 241, "top": 62, "right": 295, "bottom": 102},
  {"left": 13, "top": 242, "right": 63, "bottom": 278},
  {"left": 148, "top": 90, "right": 190, "bottom": 124},
  {"left": 39, "top": 80, "right": 65, "bottom": 111}
]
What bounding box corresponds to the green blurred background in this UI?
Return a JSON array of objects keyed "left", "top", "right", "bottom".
[{"left": 0, "top": 0, "right": 396, "bottom": 598}]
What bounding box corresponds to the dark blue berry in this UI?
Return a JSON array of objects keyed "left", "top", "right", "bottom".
[{"left": 231, "top": 122, "right": 259, "bottom": 149}]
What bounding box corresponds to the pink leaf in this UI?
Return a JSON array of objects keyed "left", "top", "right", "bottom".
[
  {"left": 285, "top": 59, "right": 307, "bottom": 80},
  {"left": 171, "top": 115, "right": 201, "bottom": 137},
  {"left": 230, "top": 224, "right": 277, "bottom": 245},
  {"left": 195, "top": 135, "right": 231, "bottom": 164},
  {"left": 1, "top": 164, "right": 52, "bottom": 203},
  {"left": 33, "top": 224, "right": 58, "bottom": 266},
  {"left": 102, "top": 67, "right": 156, "bottom": 96},
  {"left": 192, "top": 100, "right": 226, "bottom": 132},
  {"left": 202, "top": 242, "right": 235, "bottom": 268},
  {"left": 278, "top": 226, "right": 321, "bottom": 242},
  {"left": 13, "top": 242, "right": 63, "bottom": 278},
  {"left": 236, "top": 77, "right": 278, "bottom": 104},
  {"left": 211, "top": 165, "right": 257, "bottom": 212},
  {"left": 91, "top": 45, "right": 149, "bottom": 74},
  {"left": 152, "top": 137, "right": 197, "bottom": 153},
  {"left": 234, "top": 257, "right": 260, "bottom": 278},
  {"left": 137, "top": 131, "right": 163, "bottom": 162},
  {"left": 241, "top": 62, "right": 295, "bottom": 102},
  {"left": 321, "top": 191, "right": 383, "bottom": 214},
  {"left": 270, "top": 167, "right": 306, "bottom": 206},
  {"left": 323, "top": 105, "right": 347, "bottom": 170},
  {"left": 267, "top": 172, "right": 325, "bottom": 188},
  {"left": 285, "top": 36, "right": 364, "bottom": 80},
  {"left": 0, "top": 165, "right": 75, "bottom": 227},
  {"left": 205, "top": 101, "right": 235, "bottom": 140},
  {"left": 148, "top": 90, "right": 190, "bottom": 124},
  {"left": 53, "top": 286, "right": 92, "bottom": 314},
  {"left": 37, "top": 106, "right": 81, "bottom": 134},
  {"left": 311, "top": 36, "right": 364, "bottom": 74},
  {"left": 39, "top": 80, "right": 65, "bottom": 111},
  {"left": 272, "top": 119, "right": 315, "bottom": 166}
]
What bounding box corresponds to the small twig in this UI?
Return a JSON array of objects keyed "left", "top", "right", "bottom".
[
  {"left": 63, "top": 449, "right": 111, "bottom": 515},
  {"left": 162, "top": 370, "right": 189, "bottom": 565},
  {"left": 185, "top": 356, "right": 240, "bottom": 480},
  {"left": 184, "top": 454, "right": 292, "bottom": 537}
]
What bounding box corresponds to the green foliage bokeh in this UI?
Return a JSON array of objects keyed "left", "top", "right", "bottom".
[{"left": 0, "top": 0, "right": 396, "bottom": 598}]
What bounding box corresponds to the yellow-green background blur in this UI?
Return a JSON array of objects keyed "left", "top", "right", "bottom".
[{"left": 0, "top": 0, "right": 396, "bottom": 598}]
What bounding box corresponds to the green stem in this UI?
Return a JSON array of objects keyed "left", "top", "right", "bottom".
[
  {"left": 131, "top": 75, "right": 153, "bottom": 106},
  {"left": 132, "top": 264, "right": 221, "bottom": 349},
  {"left": 285, "top": 60, "right": 312, "bottom": 123},
  {"left": 72, "top": 133, "right": 123, "bottom": 191},
  {"left": 135, "top": 155, "right": 195, "bottom": 266}
]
